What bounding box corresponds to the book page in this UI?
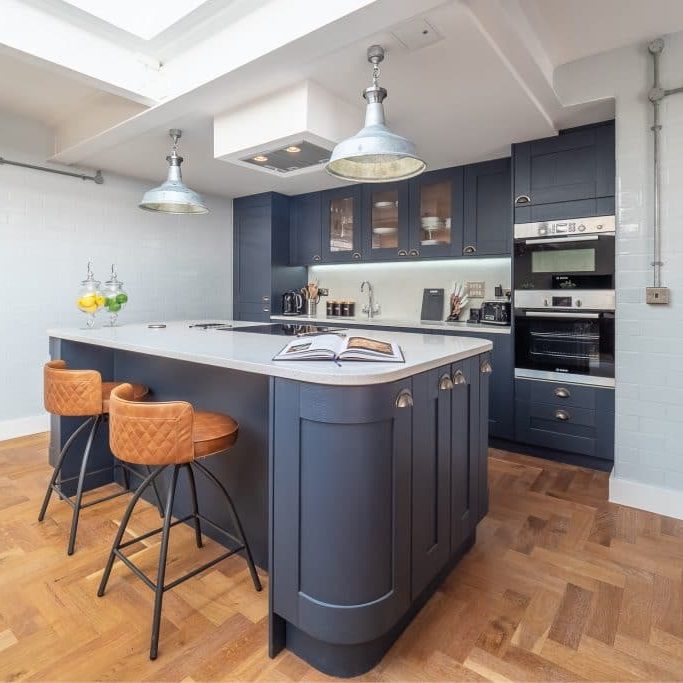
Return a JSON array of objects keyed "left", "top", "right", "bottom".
[
  {"left": 273, "top": 334, "right": 345, "bottom": 360},
  {"left": 339, "top": 336, "right": 404, "bottom": 362}
]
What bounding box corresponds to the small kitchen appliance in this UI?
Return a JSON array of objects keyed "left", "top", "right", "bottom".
[
  {"left": 282, "top": 290, "right": 304, "bottom": 316},
  {"left": 480, "top": 300, "right": 511, "bottom": 326}
]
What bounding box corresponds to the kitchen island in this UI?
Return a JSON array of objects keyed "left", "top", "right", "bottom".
[{"left": 47, "top": 321, "right": 492, "bottom": 676}]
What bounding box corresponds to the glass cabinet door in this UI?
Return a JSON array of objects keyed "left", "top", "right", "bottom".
[
  {"left": 409, "top": 167, "right": 463, "bottom": 257},
  {"left": 322, "top": 186, "right": 362, "bottom": 262},
  {"left": 362, "top": 182, "right": 410, "bottom": 260}
]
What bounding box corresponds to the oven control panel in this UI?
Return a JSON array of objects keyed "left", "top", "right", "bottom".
[
  {"left": 514, "top": 289, "right": 615, "bottom": 311},
  {"left": 514, "top": 215, "right": 615, "bottom": 239}
]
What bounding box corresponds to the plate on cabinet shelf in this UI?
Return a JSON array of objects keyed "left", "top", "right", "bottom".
[
  {"left": 374, "top": 201, "right": 398, "bottom": 208},
  {"left": 372, "top": 226, "right": 398, "bottom": 235},
  {"left": 421, "top": 239, "right": 449, "bottom": 246}
]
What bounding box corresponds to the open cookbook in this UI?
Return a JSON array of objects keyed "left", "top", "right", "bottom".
[{"left": 273, "top": 334, "right": 405, "bottom": 363}]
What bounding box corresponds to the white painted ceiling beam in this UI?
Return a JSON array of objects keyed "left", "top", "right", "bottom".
[{"left": 0, "top": 0, "right": 159, "bottom": 105}]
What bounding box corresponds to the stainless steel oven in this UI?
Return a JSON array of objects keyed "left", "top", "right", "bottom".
[
  {"left": 514, "top": 216, "right": 615, "bottom": 291},
  {"left": 514, "top": 291, "right": 615, "bottom": 387}
]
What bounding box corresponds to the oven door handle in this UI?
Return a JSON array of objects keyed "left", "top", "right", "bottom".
[
  {"left": 524, "top": 235, "right": 600, "bottom": 245},
  {"left": 525, "top": 311, "right": 601, "bottom": 319}
]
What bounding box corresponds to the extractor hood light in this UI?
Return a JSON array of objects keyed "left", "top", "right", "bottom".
[
  {"left": 285, "top": 146, "right": 301, "bottom": 153},
  {"left": 139, "top": 129, "right": 208, "bottom": 214},
  {"left": 253, "top": 155, "right": 269, "bottom": 162},
  {"left": 326, "top": 45, "right": 425, "bottom": 183}
]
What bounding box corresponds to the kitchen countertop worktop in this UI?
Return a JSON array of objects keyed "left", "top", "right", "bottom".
[
  {"left": 270, "top": 314, "right": 512, "bottom": 334},
  {"left": 48, "top": 320, "right": 492, "bottom": 386}
]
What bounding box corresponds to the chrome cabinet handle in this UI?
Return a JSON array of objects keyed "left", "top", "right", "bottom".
[
  {"left": 313, "top": 255, "right": 321, "bottom": 262},
  {"left": 554, "top": 387, "right": 570, "bottom": 398},
  {"left": 515, "top": 194, "right": 531, "bottom": 205},
  {"left": 262, "top": 308, "right": 270, "bottom": 312},
  {"left": 481, "top": 360, "right": 493, "bottom": 374},
  {"left": 409, "top": 249, "right": 420, "bottom": 256},
  {"left": 463, "top": 245, "right": 476, "bottom": 254},
  {"left": 395, "top": 389, "right": 414, "bottom": 408},
  {"left": 398, "top": 249, "right": 408, "bottom": 256},
  {"left": 554, "top": 410, "right": 570, "bottom": 422},
  {"left": 438, "top": 373, "right": 454, "bottom": 391},
  {"left": 352, "top": 252, "right": 361, "bottom": 260},
  {"left": 452, "top": 369, "right": 467, "bottom": 385},
  {"left": 262, "top": 296, "right": 270, "bottom": 302}
]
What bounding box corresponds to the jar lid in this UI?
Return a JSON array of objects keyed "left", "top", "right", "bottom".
[
  {"left": 105, "top": 264, "right": 124, "bottom": 288},
  {"left": 81, "top": 261, "right": 101, "bottom": 286}
]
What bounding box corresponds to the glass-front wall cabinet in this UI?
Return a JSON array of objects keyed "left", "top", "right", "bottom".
[
  {"left": 371, "top": 189, "right": 399, "bottom": 251},
  {"left": 410, "top": 167, "right": 463, "bottom": 257},
  {"left": 323, "top": 186, "right": 362, "bottom": 261}
]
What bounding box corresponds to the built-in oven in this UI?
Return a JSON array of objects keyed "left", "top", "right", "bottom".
[
  {"left": 514, "top": 291, "right": 615, "bottom": 387},
  {"left": 514, "top": 216, "right": 615, "bottom": 291}
]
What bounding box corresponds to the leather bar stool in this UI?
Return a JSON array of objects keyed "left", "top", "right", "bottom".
[
  {"left": 98, "top": 383, "right": 262, "bottom": 660},
  {"left": 39, "top": 360, "right": 163, "bottom": 555}
]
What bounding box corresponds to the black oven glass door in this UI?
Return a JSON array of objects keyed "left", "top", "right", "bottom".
[
  {"left": 514, "top": 235, "right": 615, "bottom": 290},
  {"left": 515, "top": 311, "right": 615, "bottom": 379}
]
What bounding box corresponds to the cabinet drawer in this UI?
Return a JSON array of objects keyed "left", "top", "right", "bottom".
[
  {"left": 515, "top": 400, "right": 597, "bottom": 456},
  {"left": 527, "top": 380, "right": 596, "bottom": 410}
]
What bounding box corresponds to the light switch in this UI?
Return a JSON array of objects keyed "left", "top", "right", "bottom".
[{"left": 466, "top": 281, "right": 485, "bottom": 298}]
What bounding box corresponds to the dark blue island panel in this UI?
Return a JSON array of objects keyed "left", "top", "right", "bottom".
[
  {"left": 49, "top": 336, "right": 490, "bottom": 677},
  {"left": 269, "top": 353, "right": 490, "bottom": 677}
]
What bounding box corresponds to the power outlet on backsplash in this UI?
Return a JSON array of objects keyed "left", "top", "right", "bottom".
[{"left": 466, "top": 281, "right": 485, "bottom": 298}]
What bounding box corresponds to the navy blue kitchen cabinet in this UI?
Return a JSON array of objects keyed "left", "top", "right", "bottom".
[
  {"left": 464, "top": 158, "right": 512, "bottom": 257},
  {"left": 408, "top": 166, "right": 464, "bottom": 258},
  {"left": 514, "top": 378, "right": 615, "bottom": 462},
  {"left": 361, "top": 181, "right": 411, "bottom": 260},
  {"left": 233, "top": 193, "right": 306, "bottom": 321},
  {"left": 411, "top": 365, "right": 453, "bottom": 598},
  {"left": 270, "top": 354, "right": 488, "bottom": 676},
  {"left": 321, "top": 185, "right": 363, "bottom": 262},
  {"left": 289, "top": 192, "right": 322, "bottom": 266},
  {"left": 512, "top": 120, "right": 615, "bottom": 223}
]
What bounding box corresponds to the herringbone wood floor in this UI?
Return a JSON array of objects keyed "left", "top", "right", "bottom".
[{"left": 1, "top": 434, "right": 682, "bottom": 681}]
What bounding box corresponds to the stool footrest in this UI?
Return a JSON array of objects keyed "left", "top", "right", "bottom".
[{"left": 113, "top": 511, "right": 245, "bottom": 593}]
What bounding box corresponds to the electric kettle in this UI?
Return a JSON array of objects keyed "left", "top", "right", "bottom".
[{"left": 282, "top": 290, "right": 304, "bottom": 316}]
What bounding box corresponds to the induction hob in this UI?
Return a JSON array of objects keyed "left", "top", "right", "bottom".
[{"left": 230, "top": 323, "right": 346, "bottom": 336}]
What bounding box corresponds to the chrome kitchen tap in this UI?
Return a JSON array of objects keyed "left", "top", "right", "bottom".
[{"left": 361, "top": 281, "right": 381, "bottom": 319}]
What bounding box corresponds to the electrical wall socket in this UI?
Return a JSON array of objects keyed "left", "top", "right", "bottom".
[
  {"left": 466, "top": 281, "right": 485, "bottom": 298},
  {"left": 646, "top": 287, "right": 670, "bottom": 304}
]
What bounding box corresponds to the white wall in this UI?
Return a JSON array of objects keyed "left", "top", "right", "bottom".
[
  {"left": 557, "top": 33, "right": 683, "bottom": 518},
  {"left": 309, "top": 258, "right": 511, "bottom": 321},
  {"left": 0, "top": 112, "right": 233, "bottom": 438}
]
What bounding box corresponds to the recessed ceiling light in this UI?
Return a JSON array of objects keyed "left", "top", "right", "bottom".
[
  {"left": 285, "top": 146, "right": 301, "bottom": 153},
  {"left": 253, "top": 155, "right": 268, "bottom": 162}
]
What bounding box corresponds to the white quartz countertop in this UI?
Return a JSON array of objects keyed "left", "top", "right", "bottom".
[
  {"left": 270, "top": 314, "right": 511, "bottom": 335},
  {"left": 48, "top": 320, "right": 492, "bottom": 386}
]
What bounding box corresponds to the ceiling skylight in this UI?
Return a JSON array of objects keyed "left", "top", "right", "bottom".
[{"left": 59, "top": 0, "right": 209, "bottom": 40}]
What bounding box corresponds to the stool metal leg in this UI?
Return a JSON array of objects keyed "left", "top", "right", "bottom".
[
  {"left": 194, "top": 461, "right": 262, "bottom": 592},
  {"left": 67, "top": 415, "right": 101, "bottom": 555},
  {"left": 38, "top": 416, "right": 94, "bottom": 522},
  {"left": 150, "top": 465, "right": 180, "bottom": 660},
  {"left": 97, "top": 466, "right": 165, "bottom": 598},
  {"left": 184, "top": 464, "right": 203, "bottom": 549},
  {"left": 147, "top": 466, "right": 166, "bottom": 519}
]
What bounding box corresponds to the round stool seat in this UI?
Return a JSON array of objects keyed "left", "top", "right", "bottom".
[
  {"left": 102, "top": 382, "right": 149, "bottom": 413},
  {"left": 193, "top": 411, "right": 239, "bottom": 458}
]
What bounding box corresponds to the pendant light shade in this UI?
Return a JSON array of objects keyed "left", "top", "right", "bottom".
[
  {"left": 326, "top": 45, "right": 425, "bottom": 183},
  {"left": 139, "top": 129, "right": 208, "bottom": 214}
]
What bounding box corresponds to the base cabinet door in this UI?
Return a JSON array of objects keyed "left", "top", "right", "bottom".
[
  {"left": 411, "top": 366, "right": 452, "bottom": 598},
  {"left": 478, "top": 353, "right": 492, "bottom": 521},
  {"left": 450, "top": 359, "right": 477, "bottom": 550},
  {"left": 271, "top": 378, "right": 412, "bottom": 645}
]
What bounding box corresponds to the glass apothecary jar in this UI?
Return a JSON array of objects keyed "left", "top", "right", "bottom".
[
  {"left": 76, "top": 262, "right": 103, "bottom": 328},
  {"left": 102, "top": 265, "right": 128, "bottom": 327}
]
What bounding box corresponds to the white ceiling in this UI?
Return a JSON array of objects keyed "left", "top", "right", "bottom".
[
  {"left": 0, "top": 0, "right": 681, "bottom": 200},
  {"left": 520, "top": 0, "right": 683, "bottom": 67},
  {"left": 0, "top": 48, "right": 105, "bottom": 127}
]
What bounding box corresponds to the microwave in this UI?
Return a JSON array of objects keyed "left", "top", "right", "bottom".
[{"left": 514, "top": 216, "right": 615, "bottom": 291}]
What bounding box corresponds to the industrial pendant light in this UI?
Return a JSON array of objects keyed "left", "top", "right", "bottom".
[
  {"left": 326, "top": 45, "right": 425, "bottom": 183},
  {"left": 139, "top": 129, "right": 208, "bottom": 214}
]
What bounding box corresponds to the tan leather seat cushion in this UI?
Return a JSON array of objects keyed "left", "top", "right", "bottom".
[
  {"left": 102, "top": 382, "right": 149, "bottom": 413},
  {"left": 193, "top": 411, "right": 239, "bottom": 458}
]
